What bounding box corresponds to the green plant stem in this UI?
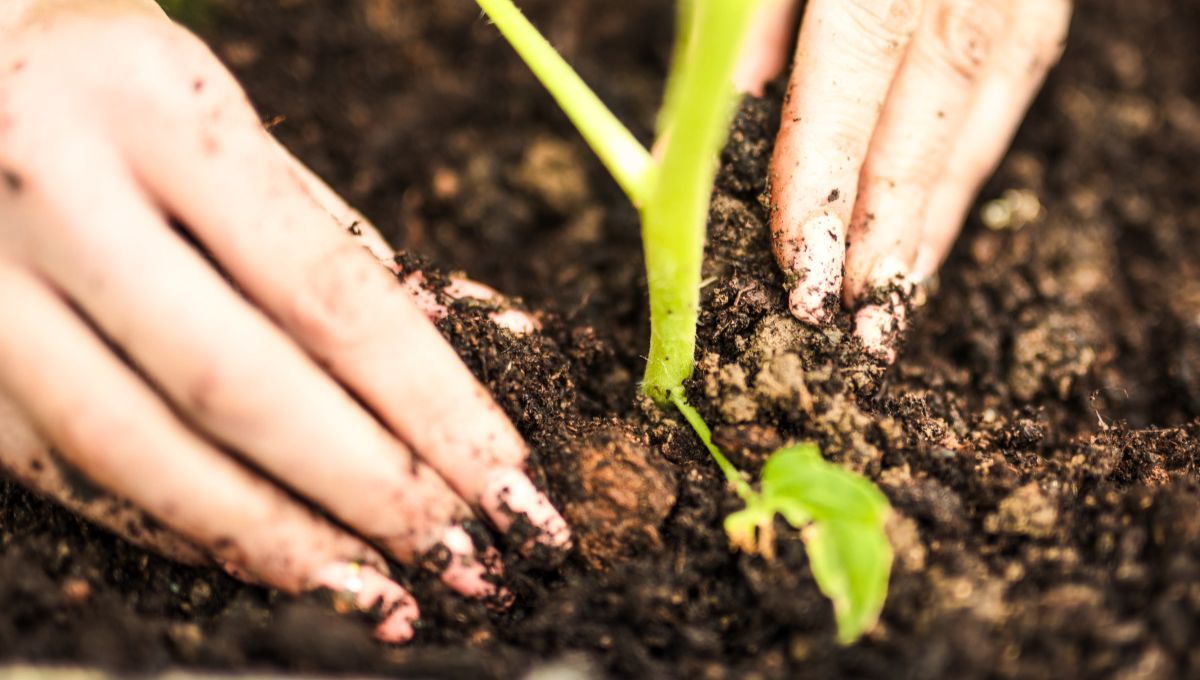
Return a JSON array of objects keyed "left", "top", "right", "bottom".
[
  {"left": 656, "top": 0, "right": 696, "bottom": 138},
  {"left": 473, "top": 0, "right": 654, "bottom": 205},
  {"left": 639, "top": 0, "right": 759, "bottom": 403},
  {"left": 669, "top": 388, "right": 754, "bottom": 502}
]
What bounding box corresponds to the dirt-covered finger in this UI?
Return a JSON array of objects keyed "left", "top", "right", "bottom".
[
  {"left": 270, "top": 138, "right": 396, "bottom": 266},
  {"left": 272, "top": 136, "right": 537, "bottom": 336},
  {"left": 0, "top": 265, "right": 419, "bottom": 642},
  {"left": 118, "top": 79, "right": 570, "bottom": 555},
  {"left": 0, "top": 387, "right": 210, "bottom": 566},
  {"left": 400, "top": 269, "right": 540, "bottom": 336},
  {"left": 15, "top": 144, "right": 506, "bottom": 599},
  {"left": 769, "top": 0, "right": 922, "bottom": 324},
  {"left": 843, "top": 0, "right": 1015, "bottom": 359}
]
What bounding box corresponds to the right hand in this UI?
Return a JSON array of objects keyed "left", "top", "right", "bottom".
[
  {"left": 736, "top": 0, "right": 1071, "bottom": 361},
  {"left": 0, "top": 1, "right": 568, "bottom": 642}
]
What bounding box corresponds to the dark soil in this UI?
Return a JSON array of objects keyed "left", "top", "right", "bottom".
[{"left": 3, "top": 0, "right": 1200, "bottom": 678}]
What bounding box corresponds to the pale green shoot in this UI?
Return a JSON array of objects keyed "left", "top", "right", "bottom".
[
  {"left": 472, "top": 0, "right": 654, "bottom": 206},
  {"left": 724, "top": 444, "right": 892, "bottom": 644}
]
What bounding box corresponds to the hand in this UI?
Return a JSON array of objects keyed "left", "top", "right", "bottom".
[
  {"left": 0, "top": 1, "right": 568, "bottom": 642},
  {"left": 736, "top": 0, "right": 1072, "bottom": 361}
]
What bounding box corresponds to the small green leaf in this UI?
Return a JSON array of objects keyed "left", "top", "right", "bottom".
[
  {"left": 726, "top": 442, "right": 893, "bottom": 644},
  {"left": 804, "top": 520, "right": 892, "bottom": 644}
]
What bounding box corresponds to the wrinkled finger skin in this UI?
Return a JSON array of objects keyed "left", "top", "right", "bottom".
[
  {"left": 0, "top": 389, "right": 211, "bottom": 566},
  {"left": 760, "top": 0, "right": 1071, "bottom": 361},
  {"left": 0, "top": 0, "right": 568, "bottom": 640}
]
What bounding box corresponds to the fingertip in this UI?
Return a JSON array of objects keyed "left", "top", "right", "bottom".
[
  {"left": 488, "top": 308, "right": 540, "bottom": 336},
  {"left": 784, "top": 214, "right": 846, "bottom": 325},
  {"left": 854, "top": 304, "right": 901, "bottom": 363},
  {"left": 481, "top": 468, "right": 572, "bottom": 560},
  {"left": 375, "top": 610, "right": 417, "bottom": 644},
  {"left": 788, "top": 284, "right": 831, "bottom": 325},
  {"left": 310, "top": 562, "right": 421, "bottom": 644},
  {"left": 400, "top": 271, "right": 540, "bottom": 335},
  {"left": 218, "top": 559, "right": 263, "bottom": 586},
  {"left": 428, "top": 524, "right": 510, "bottom": 604},
  {"left": 850, "top": 254, "right": 917, "bottom": 363}
]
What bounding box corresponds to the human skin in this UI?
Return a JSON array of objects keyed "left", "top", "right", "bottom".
[
  {"left": 0, "top": 0, "right": 566, "bottom": 642},
  {"left": 737, "top": 0, "right": 1073, "bottom": 361}
]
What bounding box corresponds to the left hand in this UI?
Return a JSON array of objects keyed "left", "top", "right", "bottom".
[{"left": 736, "top": 0, "right": 1072, "bottom": 361}]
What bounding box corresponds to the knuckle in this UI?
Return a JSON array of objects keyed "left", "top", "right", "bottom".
[
  {"left": 287, "top": 242, "right": 388, "bottom": 348},
  {"left": 182, "top": 361, "right": 236, "bottom": 419},
  {"left": 842, "top": 0, "right": 924, "bottom": 46},
  {"left": 929, "top": 0, "right": 1010, "bottom": 82},
  {"left": 57, "top": 400, "right": 136, "bottom": 467},
  {"left": 113, "top": 21, "right": 248, "bottom": 119}
]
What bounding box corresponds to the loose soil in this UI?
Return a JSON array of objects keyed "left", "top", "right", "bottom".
[{"left": 3, "top": 0, "right": 1200, "bottom": 678}]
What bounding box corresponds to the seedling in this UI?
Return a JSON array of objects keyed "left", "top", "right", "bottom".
[{"left": 474, "top": 0, "right": 892, "bottom": 642}]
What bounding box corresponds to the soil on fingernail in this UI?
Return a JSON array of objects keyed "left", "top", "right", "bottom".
[
  {"left": 4, "top": 1, "right": 1200, "bottom": 678},
  {"left": 417, "top": 543, "right": 455, "bottom": 574}
]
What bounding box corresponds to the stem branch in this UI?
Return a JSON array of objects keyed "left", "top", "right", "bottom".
[{"left": 474, "top": 0, "right": 654, "bottom": 205}]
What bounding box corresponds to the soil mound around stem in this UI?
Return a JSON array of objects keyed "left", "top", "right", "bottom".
[{"left": 2, "top": 0, "right": 1200, "bottom": 678}]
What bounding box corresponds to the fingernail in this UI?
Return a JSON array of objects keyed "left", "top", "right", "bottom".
[
  {"left": 854, "top": 304, "right": 900, "bottom": 363},
  {"left": 788, "top": 215, "right": 845, "bottom": 324},
  {"left": 488, "top": 309, "right": 540, "bottom": 336},
  {"left": 482, "top": 469, "right": 572, "bottom": 556},
  {"left": 789, "top": 284, "right": 833, "bottom": 325},
  {"left": 402, "top": 272, "right": 541, "bottom": 334},
  {"left": 310, "top": 562, "right": 420, "bottom": 643},
  {"left": 426, "top": 524, "right": 512, "bottom": 606},
  {"left": 445, "top": 278, "right": 541, "bottom": 335},
  {"left": 852, "top": 255, "right": 918, "bottom": 363}
]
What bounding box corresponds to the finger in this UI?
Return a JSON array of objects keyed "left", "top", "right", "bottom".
[
  {"left": 273, "top": 138, "right": 539, "bottom": 335},
  {"left": 269, "top": 140, "right": 396, "bottom": 266},
  {"left": 914, "top": 0, "right": 1072, "bottom": 279},
  {"left": 111, "top": 50, "right": 570, "bottom": 553},
  {"left": 733, "top": 0, "right": 802, "bottom": 97},
  {"left": 769, "top": 0, "right": 923, "bottom": 324},
  {"left": 843, "top": 0, "right": 1013, "bottom": 358},
  {"left": 0, "top": 265, "right": 419, "bottom": 642},
  {"left": 0, "top": 387, "right": 210, "bottom": 566},
  {"left": 14, "top": 139, "right": 504, "bottom": 600},
  {"left": 400, "top": 269, "right": 540, "bottom": 336}
]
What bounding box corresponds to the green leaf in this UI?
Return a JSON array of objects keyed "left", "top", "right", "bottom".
[
  {"left": 762, "top": 446, "right": 890, "bottom": 524},
  {"left": 727, "top": 443, "right": 893, "bottom": 644},
  {"left": 804, "top": 520, "right": 893, "bottom": 644}
]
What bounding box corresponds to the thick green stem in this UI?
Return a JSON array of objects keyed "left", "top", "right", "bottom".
[
  {"left": 473, "top": 0, "right": 654, "bottom": 205},
  {"left": 639, "top": 0, "right": 760, "bottom": 403},
  {"left": 656, "top": 0, "right": 697, "bottom": 138}
]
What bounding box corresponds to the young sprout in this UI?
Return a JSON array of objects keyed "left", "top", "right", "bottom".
[
  {"left": 674, "top": 399, "right": 891, "bottom": 644},
  {"left": 475, "top": 0, "right": 892, "bottom": 643}
]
